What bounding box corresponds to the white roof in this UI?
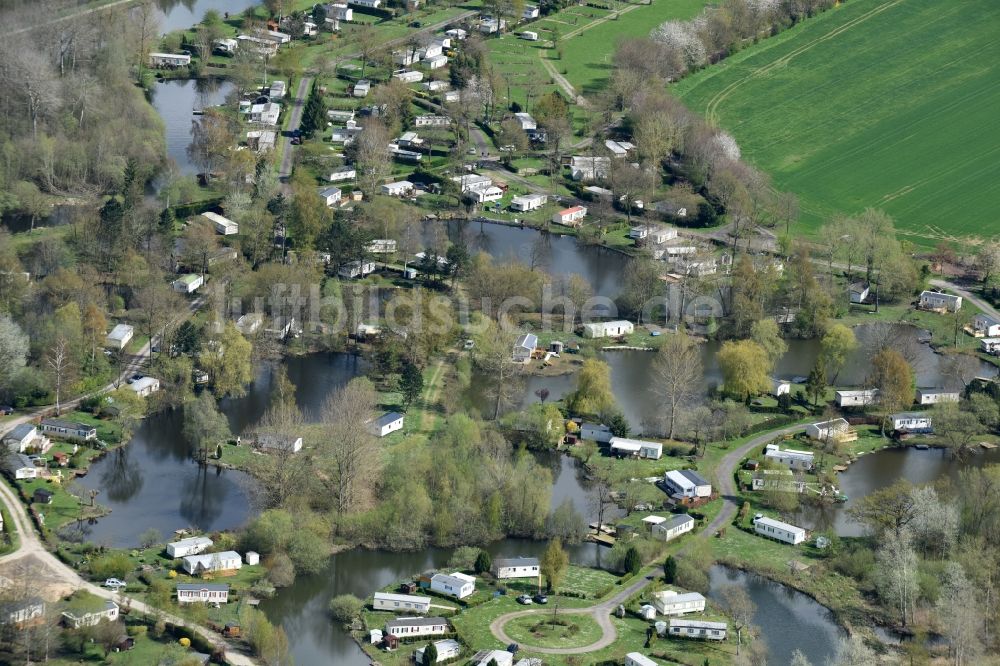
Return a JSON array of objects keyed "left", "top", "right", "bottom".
[
  {"left": 642, "top": 515, "right": 667, "bottom": 525},
  {"left": 655, "top": 590, "right": 705, "bottom": 604},
  {"left": 374, "top": 592, "right": 430, "bottom": 604},
  {"left": 107, "top": 323, "right": 132, "bottom": 341},
  {"left": 130, "top": 376, "right": 159, "bottom": 392},
  {"left": 670, "top": 619, "right": 727, "bottom": 630},
  {"left": 625, "top": 653, "right": 659, "bottom": 666},
  {"left": 183, "top": 550, "right": 241, "bottom": 566},
  {"left": 765, "top": 445, "right": 814, "bottom": 461},
  {"left": 170, "top": 536, "right": 212, "bottom": 548},
  {"left": 755, "top": 516, "right": 805, "bottom": 535}
]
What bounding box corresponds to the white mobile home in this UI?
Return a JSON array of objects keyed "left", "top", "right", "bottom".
[
  {"left": 753, "top": 515, "right": 806, "bottom": 545},
  {"left": 668, "top": 619, "right": 727, "bottom": 641},
  {"left": 129, "top": 376, "right": 160, "bottom": 397},
  {"left": 492, "top": 557, "right": 540, "bottom": 579},
  {"left": 652, "top": 590, "right": 706, "bottom": 616},
  {"left": 663, "top": 469, "right": 712, "bottom": 499},
  {"left": 381, "top": 180, "right": 414, "bottom": 197},
  {"left": 474, "top": 186, "right": 504, "bottom": 203},
  {"left": 149, "top": 53, "right": 191, "bottom": 68},
  {"left": 166, "top": 536, "right": 213, "bottom": 558},
  {"left": 510, "top": 193, "right": 547, "bottom": 212},
  {"left": 384, "top": 616, "right": 448, "bottom": 638},
  {"left": 772, "top": 378, "right": 791, "bottom": 397},
  {"left": 609, "top": 437, "right": 663, "bottom": 460},
  {"left": 338, "top": 260, "right": 376, "bottom": 279},
  {"left": 806, "top": 418, "right": 851, "bottom": 441},
  {"left": 452, "top": 174, "right": 493, "bottom": 193},
  {"left": 651, "top": 514, "right": 695, "bottom": 541},
  {"left": 424, "top": 54, "right": 448, "bottom": 69},
  {"left": 625, "top": 654, "right": 658, "bottom": 666},
  {"left": 393, "top": 70, "right": 424, "bottom": 83},
  {"left": 39, "top": 419, "right": 97, "bottom": 441},
  {"left": 255, "top": 434, "right": 303, "bottom": 454},
  {"left": 513, "top": 112, "right": 536, "bottom": 131},
  {"left": 176, "top": 583, "right": 229, "bottom": 605},
  {"left": 579, "top": 422, "right": 613, "bottom": 444},
  {"left": 552, "top": 206, "right": 587, "bottom": 227},
  {"left": 580, "top": 320, "right": 634, "bottom": 338},
  {"left": 328, "top": 168, "right": 357, "bottom": 182},
  {"left": 919, "top": 290, "right": 962, "bottom": 312},
  {"left": 973, "top": 313, "right": 1000, "bottom": 337},
  {"left": 890, "top": 412, "right": 933, "bottom": 433},
  {"left": 353, "top": 80, "right": 371, "bottom": 97},
  {"left": 915, "top": 388, "right": 960, "bottom": 405},
  {"left": 373, "top": 592, "right": 431, "bottom": 613},
  {"left": 105, "top": 324, "right": 134, "bottom": 350},
  {"left": 370, "top": 412, "right": 404, "bottom": 437},
  {"left": 249, "top": 102, "right": 281, "bottom": 126},
  {"left": 763, "top": 443, "right": 814, "bottom": 471},
  {"left": 521, "top": 30, "right": 538, "bottom": 41},
  {"left": 513, "top": 333, "right": 538, "bottom": 363},
  {"left": 981, "top": 338, "right": 1000, "bottom": 355},
  {"left": 182, "top": 551, "right": 243, "bottom": 575},
  {"left": 203, "top": 211, "right": 238, "bottom": 235},
  {"left": 415, "top": 639, "right": 461, "bottom": 663},
  {"left": 835, "top": 389, "right": 878, "bottom": 407},
  {"left": 319, "top": 187, "right": 342, "bottom": 207},
  {"left": 173, "top": 274, "right": 204, "bottom": 294},
  {"left": 430, "top": 572, "right": 475, "bottom": 599}
]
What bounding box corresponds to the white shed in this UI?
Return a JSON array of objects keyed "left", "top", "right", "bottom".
[
  {"left": 105, "top": 324, "right": 134, "bottom": 350},
  {"left": 203, "top": 211, "right": 238, "bottom": 235}
]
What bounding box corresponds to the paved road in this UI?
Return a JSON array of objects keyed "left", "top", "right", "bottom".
[
  {"left": 929, "top": 278, "right": 999, "bottom": 321},
  {"left": 278, "top": 76, "right": 312, "bottom": 189},
  {"left": 488, "top": 423, "right": 807, "bottom": 654}
]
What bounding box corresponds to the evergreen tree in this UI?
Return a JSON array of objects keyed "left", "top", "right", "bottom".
[
  {"left": 300, "top": 81, "right": 326, "bottom": 139},
  {"left": 400, "top": 360, "right": 424, "bottom": 407},
  {"left": 805, "top": 360, "right": 827, "bottom": 406},
  {"left": 606, "top": 411, "right": 630, "bottom": 437},
  {"left": 159, "top": 207, "right": 177, "bottom": 234},
  {"left": 474, "top": 550, "right": 492, "bottom": 575},
  {"left": 422, "top": 641, "right": 437, "bottom": 666},
  {"left": 623, "top": 546, "right": 642, "bottom": 575},
  {"left": 663, "top": 555, "right": 678, "bottom": 583}
]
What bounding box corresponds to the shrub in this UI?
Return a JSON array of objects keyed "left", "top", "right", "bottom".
[
  {"left": 328, "top": 594, "right": 364, "bottom": 623},
  {"left": 448, "top": 546, "right": 479, "bottom": 571},
  {"left": 90, "top": 552, "right": 131, "bottom": 580},
  {"left": 266, "top": 553, "right": 296, "bottom": 588},
  {"left": 474, "top": 550, "right": 492, "bottom": 575}
]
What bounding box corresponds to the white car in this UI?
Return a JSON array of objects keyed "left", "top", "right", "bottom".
[{"left": 104, "top": 578, "right": 126, "bottom": 589}]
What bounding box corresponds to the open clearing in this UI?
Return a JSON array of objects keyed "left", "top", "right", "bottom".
[{"left": 672, "top": 0, "right": 1000, "bottom": 247}]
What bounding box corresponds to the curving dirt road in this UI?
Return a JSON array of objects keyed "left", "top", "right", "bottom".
[{"left": 489, "top": 422, "right": 807, "bottom": 654}]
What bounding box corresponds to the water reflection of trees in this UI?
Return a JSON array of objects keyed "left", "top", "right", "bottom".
[
  {"left": 100, "top": 448, "right": 144, "bottom": 503},
  {"left": 178, "top": 464, "right": 228, "bottom": 529}
]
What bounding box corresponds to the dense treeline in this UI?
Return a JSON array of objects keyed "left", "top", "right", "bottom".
[{"left": 0, "top": 5, "right": 165, "bottom": 215}]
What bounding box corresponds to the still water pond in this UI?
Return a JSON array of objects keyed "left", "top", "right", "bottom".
[
  {"left": 151, "top": 78, "right": 234, "bottom": 177},
  {"left": 708, "top": 565, "right": 845, "bottom": 666},
  {"left": 154, "top": 0, "right": 260, "bottom": 34},
  {"left": 74, "top": 353, "right": 365, "bottom": 548}
]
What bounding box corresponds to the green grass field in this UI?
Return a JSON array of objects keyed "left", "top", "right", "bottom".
[{"left": 672, "top": 0, "right": 1000, "bottom": 247}]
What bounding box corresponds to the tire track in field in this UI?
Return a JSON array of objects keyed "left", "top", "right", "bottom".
[{"left": 704, "top": 0, "right": 905, "bottom": 124}]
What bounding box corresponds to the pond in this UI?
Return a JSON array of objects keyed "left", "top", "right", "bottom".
[
  {"left": 445, "top": 220, "right": 632, "bottom": 298},
  {"left": 150, "top": 78, "right": 234, "bottom": 178},
  {"left": 261, "top": 452, "right": 608, "bottom": 666},
  {"left": 490, "top": 323, "right": 997, "bottom": 435},
  {"left": 799, "top": 445, "right": 1000, "bottom": 537},
  {"left": 73, "top": 353, "right": 365, "bottom": 548},
  {"left": 154, "top": 0, "right": 260, "bottom": 34},
  {"left": 708, "top": 565, "right": 845, "bottom": 666}
]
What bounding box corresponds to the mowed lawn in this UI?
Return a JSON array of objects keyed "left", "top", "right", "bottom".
[{"left": 673, "top": 0, "right": 1000, "bottom": 247}]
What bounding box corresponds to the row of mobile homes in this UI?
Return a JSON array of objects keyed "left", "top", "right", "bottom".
[
  {"left": 651, "top": 514, "right": 695, "bottom": 541},
  {"left": 663, "top": 470, "right": 712, "bottom": 500},
  {"left": 763, "top": 443, "right": 814, "bottom": 471},
  {"left": 609, "top": 436, "right": 663, "bottom": 460},
  {"left": 753, "top": 515, "right": 806, "bottom": 545},
  {"left": 652, "top": 590, "right": 706, "bottom": 616}
]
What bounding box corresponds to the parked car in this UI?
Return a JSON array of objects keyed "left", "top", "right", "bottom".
[
  {"left": 463, "top": 339, "right": 475, "bottom": 350},
  {"left": 507, "top": 644, "right": 519, "bottom": 654},
  {"left": 0, "top": 406, "right": 13, "bottom": 415},
  {"left": 516, "top": 595, "right": 532, "bottom": 605},
  {"left": 104, "top": 578, "right": 126, "bottom": 589},
  {"left": 533, "top": 594, "right": 548, "bottom": 604}
]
